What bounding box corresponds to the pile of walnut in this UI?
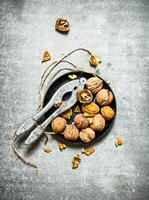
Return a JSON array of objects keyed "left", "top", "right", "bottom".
[{"left": 51, "top": 76, "right": 115, "bottom": 143}]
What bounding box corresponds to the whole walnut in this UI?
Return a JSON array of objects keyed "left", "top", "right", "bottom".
[
  {"left": 79, "top": 128, "right": 95, "bottom": 143},
  {"left": 86, "top": 77, "right": 103, "bottom": 94},
  {"left": 74, "top": 114, "right": 89, "bottom": 129},
  {"left": 101, "top": 106, "right": 115, "bottom": 120},
  {"left": 90, "top": 114, "right": 105, "bottom": 131},
  {"left": 64, "top": 124, "right": 79, "bottom": 141},
  {"left": 96, "top": 89, "right": 113, "bottom": 106},
  {"left": 51, "top": 117, "right": 66, "bottom": 133}
]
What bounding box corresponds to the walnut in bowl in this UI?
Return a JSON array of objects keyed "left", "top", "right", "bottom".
[
  {"left": 74, "top": 114, "right": 89, "bottom": 129},
  {"left": 79, "top": 128, "right": 95, "bottom": 143},
  {"left": 96, "top": 89, "right": 113, "bottom": 106}
]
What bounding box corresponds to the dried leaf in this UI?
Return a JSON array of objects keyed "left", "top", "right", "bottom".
[
  {"left": 54, "top": 100, "right": 62, "bottom": 108},
  {"left": 72, "top": 154, "right": 81, "bottom": 169},
  {"left": 89, "top": 55, "right": 102, "bottom": 67},
  {"left": 115, "top": 136, "right": 123, "bottom": 147},
  {"left": 43, "top": 146, "right": 52, "bottom": 153},
  {"left": 82, "top": 146, "right": 95, "bottom": 156},
  {"left": 42, "top": 51, "right": 51, "bottom": 63},
  {"left": 68, "top": 74, "right": 77, "bottom": 80},
  {"left": 59, "top": 143, "right": 66, "bottom": 150},
  {"left": 74, "top": 105, "right": 81, "bottom": 113}
]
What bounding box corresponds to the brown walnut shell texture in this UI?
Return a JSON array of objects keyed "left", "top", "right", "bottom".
[
  {"left": 51, "top": 117, "right": 66, "bottom": 133},
  {"left": 64, "top": 124, "right": 79, "bottom": 141},
  {"left": 79, "top": 128, "right": 95, "bottom": 143},
  {"left": 96, "top": 89, "right": 113, "bottom": 106},
  {"left": 74, "top": 114, "right": 89, "bottom": 129},
  {"left": 90, "top": 114, "right": 105, "bottom": 131},
  {"left": 86, "top": 77, "right": 103, "bottom": 94},
  {"left": 101, "top": 106, "right": 115, "bottom": 120}
]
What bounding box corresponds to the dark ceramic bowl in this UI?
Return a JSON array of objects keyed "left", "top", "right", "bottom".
[{"left": 43, "top": 71, "right": 116, "bottom": 146}]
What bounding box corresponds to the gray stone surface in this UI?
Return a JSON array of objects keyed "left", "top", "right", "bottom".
[{"left": 0, "top": 0, "right": 149, "bottom": 199}]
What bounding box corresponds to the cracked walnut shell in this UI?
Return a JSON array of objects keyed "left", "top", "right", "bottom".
[
  {"left": 55, "top": 18, "right": 70, "bottom": 32},
  {"left": 79, "top": 128, "right": 95, "bottom": 143},
  {"left": 64, "top": 124, "right": 79, "bottom": 141},
  {"left": 90, "top": 114, "right": 105, "bottom": 131},
  {"left": 77, "top": 89, "right": 93, "bottom": 104},
  {"left": 74, "top": 114, "right": 89, "bottom": 129},
  {"left": 96, "top": 89, "right": 113, "bottom": 106},
  {"left": 86, "top": 77, "right": 103, "bottom": 94},
  {"left": 51, "top": 117, "right": 66, "bottom": 133}
]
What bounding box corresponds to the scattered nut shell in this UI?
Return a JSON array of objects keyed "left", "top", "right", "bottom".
[
  {"left": 42, "top": 51, "right": 51, "bottom": 63},
  {"left": 51, "top": 117, "right": 66, "bottom": 133},
  {"left": 82, "top": 102, "right": 100, "bottom": 116},
  {"left": 86, "top": 77, "right": 103, "bottom": 94},
  {"left": 68, "top": 74, "right": 77, "bottom": 80},
  {"left": 59, "top": 143, "right": 66, "bottom": 150},
  {"left": 101, "top": 106, "right": 115, "bottom": 120},
  {"left": 90, "top": 114, "right": 105, "bottom": 131},
  {"left": 82, "top": 146, "right": 95, "bottom": 156},
  {"left": 96, "top": 89, "right": 113, "bottom": 106},
  {"left": 55, "top": 18, "right": 70, "bottom": 32},
  {"left": 74, "top": 105, "right": 81, "bottom": 113},
  {"left": 87, "top": 117, "right": 94, "bottom": 125},
  {"left": 79, "top": 128, "right": 95, "bottom": 143},
  {"left": 43, "top": 146, "right": 52, "bottom": 153},
  {"left": 72, "top": 154, "right": 81, "bottom": 169},
  {"left": 106, "top": 80, "right": 111, "bottom": 85},
  {"left": 89, "top": 55, "right": 102, "bottom": 67},
  {"left": 61, "top": 109, "right": 72, "bottom": 119},
  {"left": 74, "top": 114, "right": 89, "bottom": 129},
  {"left": 64, "top": 124, "right": 79, "bottom": 141},
  {"left": 115, "top": 136, "right": 123, "bottom": 147},
  {"left": 54, "top": 100, "right": 62, "bottom": 108},
  {"left": 77, "top": 89, "right": 93, "bottom": 104}
]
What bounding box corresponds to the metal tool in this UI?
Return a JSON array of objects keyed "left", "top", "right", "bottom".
[{"left": 16, "top": 77, "right": 86, "bottom": 145}]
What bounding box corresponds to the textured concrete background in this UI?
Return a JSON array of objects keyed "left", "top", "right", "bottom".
[{"left": 0, "top": 0, "right": 149, "bottom": 200}]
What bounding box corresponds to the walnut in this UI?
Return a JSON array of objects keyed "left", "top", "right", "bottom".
[
  {"left": 82, "top": 146, "right": 95, "bottom": 156},
  {"left": 79, "top": 128, "right": 95, "bottom": 143},
  {"left": 42, "top": 51, "right": 51, "bottom": 63},
  {"left": 101, "top": 106, "right": 115, "bottom": 120},
  {"left": 86, "top": 77, "right": 103, "bottom": 94},
  {"left": 96, "top": 89, "right": 113, "bottom": 106},
  {"left": 115, "top": 136, "right": 123, "bottom": 147},
  {"left": 89, "top": 55, "right": 102, "bottom": 67},
  {"left": 72, "top": 154, "right": 81, "bottom": 169},
  {"left": 59, "top": 143, "right": 66, "bottom": 150},
  {"left": 55, "top": 18, "right": 70, "bottom": 33},
  {"left": 82, "top": 102, "right": 100, "bottom": 117},
  {"left": 64, "top": 124, "right": 79, "bottom": 141},
  {"left": 43, "top": 146, "right": 52, "bottom": 153},
  {"left": 90, "top": 114, "right": 105, "bottom": 131},
  {"left": 74, "top": 114, "right": 89, "bottom": 129},
  {"left": 77, "top": 89, "right": 93, "bottom": 104},
  {"left": 61, "top": 109, "right": 72, "bottom": 119},
  {"left": 51, "top": 117, "right": 66, "bottom": 133}
]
